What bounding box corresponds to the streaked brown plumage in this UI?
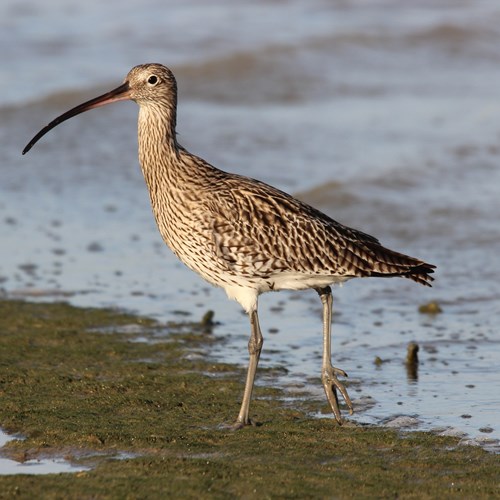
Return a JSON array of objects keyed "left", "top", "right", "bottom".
[{"left": 23, "top": 63, "right": 435, "bottom": 427}]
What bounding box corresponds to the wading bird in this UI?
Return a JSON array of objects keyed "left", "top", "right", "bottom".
[{"left": 23, "top": 64, "right": 435, "bottom": 427}]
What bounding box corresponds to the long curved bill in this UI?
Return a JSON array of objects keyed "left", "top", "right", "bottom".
[{"left": 22, "top": 81, "right": 131, "bottom": 155}]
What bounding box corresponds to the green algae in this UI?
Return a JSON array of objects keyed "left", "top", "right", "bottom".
[
  {"left": 0, "top": 299, "right": 498, "bottom": 499},
  {"left": 418, "top": 301, "right": 443, "bottom": 315}
]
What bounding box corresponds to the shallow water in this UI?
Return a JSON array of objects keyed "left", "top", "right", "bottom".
[{"left": 1, "top": 0, "right": 500, "bottom": 461}]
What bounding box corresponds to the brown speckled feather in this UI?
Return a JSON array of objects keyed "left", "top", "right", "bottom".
[
  {"left": 144, "top": 145, "right": 434, "bottom": 294},
  {"left": 210, "top": 173, "right": 433, "bottom": 282}
]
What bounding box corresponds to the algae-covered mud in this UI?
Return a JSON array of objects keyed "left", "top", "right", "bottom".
[{"left": 0, "top": 299, "right": 498, "bottom": 498}]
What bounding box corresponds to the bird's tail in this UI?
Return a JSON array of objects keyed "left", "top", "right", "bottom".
[{"left": 363, "top": 241, "right": 436, "bottom": 286}]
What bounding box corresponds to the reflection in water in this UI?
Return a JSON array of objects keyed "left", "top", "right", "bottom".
[{"left": 405, "top": 342, "right": 419, "bottom": 382}]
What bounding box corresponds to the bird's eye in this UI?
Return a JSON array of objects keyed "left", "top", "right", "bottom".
[{"left": 147, "top": 75, "right": 159, "bottom": 85}]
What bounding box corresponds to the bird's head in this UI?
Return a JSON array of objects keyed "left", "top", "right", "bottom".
[
  {"left": 125, "top": 63, "right": 177, "bottom": 106},
  {"left": 22, "top": 63, "right": 177, "bottom": 154}
]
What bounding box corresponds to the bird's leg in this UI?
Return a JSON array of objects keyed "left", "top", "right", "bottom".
[
  {"left": 233, "top": 309, "right": 264, "bottom": 429},
  {"left": 316, "top": 286, "right": 353, "bottom": 424}
]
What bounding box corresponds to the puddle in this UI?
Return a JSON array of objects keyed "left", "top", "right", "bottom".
[
  {"left": 0, "top": 456, "right": 89, "bottom": 476},
  {"left": 0, "top": 429, "right": 90, "bottom": 476}
]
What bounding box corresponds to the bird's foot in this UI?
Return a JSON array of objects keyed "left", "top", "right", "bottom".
[
  {"left": 227, "top": 418, "right": 256, "bottom": 431},
  {"left": 322, "top": 364, "right": 354, "bottom": 425}
]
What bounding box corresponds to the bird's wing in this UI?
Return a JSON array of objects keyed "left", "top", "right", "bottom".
[{"left": 205, "top": 174, "right": 390, "bottom": 280}]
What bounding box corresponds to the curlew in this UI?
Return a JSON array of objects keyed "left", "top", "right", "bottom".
[{"left": 23, "top": 63, "right": 435, "bottom": 427}]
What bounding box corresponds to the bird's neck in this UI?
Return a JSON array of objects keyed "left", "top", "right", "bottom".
[
  {"left": 138, "top": 104, "right": 178, "bottom": 156},
  {"left": 137, "top": 105, "right": 179, "bottom": 179},
  {"left": 137, "top": 104, "right": 199, "bottom": 194}
]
